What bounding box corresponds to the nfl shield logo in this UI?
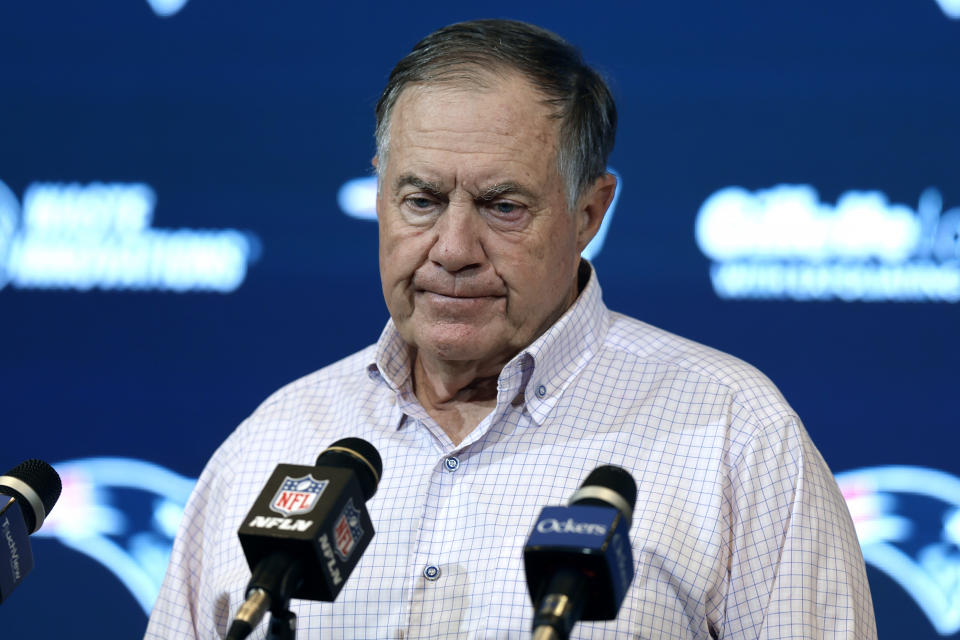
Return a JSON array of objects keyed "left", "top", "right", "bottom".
[
  {"left": 333, "top": 499, "right": 364, "bottom": 561},
  {"left": 269, "top": 474, "right": 328, "bottom": 517}
]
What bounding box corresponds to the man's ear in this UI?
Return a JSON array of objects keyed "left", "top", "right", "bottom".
[
  {"left": 575, "top": 172, "right": 617, "bottom": 252},
  {"left": 372, "top": 156, "right": 381, "bottom": 219}
]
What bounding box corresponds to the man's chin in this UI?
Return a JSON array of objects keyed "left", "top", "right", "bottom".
[{"left": 414, "top": 325, "right": 511, "bottom": 365}]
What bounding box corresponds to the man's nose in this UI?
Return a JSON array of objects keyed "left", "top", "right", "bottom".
[{"left": 428, "top": 204, "right": 485, "bottom": 273}]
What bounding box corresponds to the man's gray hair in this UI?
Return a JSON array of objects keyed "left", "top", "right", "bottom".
[{"left": 375, "top": 19, "right": 617, "bottom": 207}]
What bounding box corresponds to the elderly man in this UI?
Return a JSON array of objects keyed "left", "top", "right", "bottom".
[{"left": 146, "top": 19, "right": 876, "bottom": 639}]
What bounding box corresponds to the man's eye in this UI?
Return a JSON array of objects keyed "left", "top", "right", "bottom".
[
  {"left": 488, "top": 201, "right": 526, "bottom": 217},
  {"left": 405, "top": 196, "right": 436, "bottom": 210}
]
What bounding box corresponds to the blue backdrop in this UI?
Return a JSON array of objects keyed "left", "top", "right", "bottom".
[{"left": 2, "top": 1, "right": 959, "bottom": 636}]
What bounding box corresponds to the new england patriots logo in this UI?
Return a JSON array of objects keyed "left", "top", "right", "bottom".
[
  {"left": 270, "top": 475, "right": 328, "bottom": 517},
  {"left": 32, "top": 457, "right": 195, "bottom": 614},
  {"left": 333, "top": 498, "right": 364, "bottom": 562},
  {"left": 836, "top": 465, "right": 960, "bottom": 635}
]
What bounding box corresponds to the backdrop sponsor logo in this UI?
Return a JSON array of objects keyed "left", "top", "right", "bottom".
[
  {"left": 145, "top": 0, "right": 190, "bottom": 18},
  {"left": 0, "top": 180, "right": 260, "bottom": 294},
  {"left": 934, "top": 0, "right": 960, "bottom": 19},
  {"left": 695, "top": 185, "right": 960, "bottom": 302}
]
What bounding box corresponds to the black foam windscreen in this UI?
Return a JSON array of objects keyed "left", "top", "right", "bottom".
[
  {"left": 0, "top": 460, "right": 62, "bottom": 534},
  {"left": 575, "top": 465, "right": 637, "bottom": 513},
  {"left": 315, "top": 438, "right": 383, "bottom": 501}
]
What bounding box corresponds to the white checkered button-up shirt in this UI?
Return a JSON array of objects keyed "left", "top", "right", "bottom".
[{"left": 146, "top": 267, "right": 876, "bottom": 639}]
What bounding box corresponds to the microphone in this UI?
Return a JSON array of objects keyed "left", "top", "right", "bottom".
[
  {"left": 523, "top": 465, "right": 638, "bottom": 640},
  {"left": 226, "top": 438, "right": 383, "bottom": 640},
  {"left": 1, "top": 459, "right": 63, "bottom": 604}
]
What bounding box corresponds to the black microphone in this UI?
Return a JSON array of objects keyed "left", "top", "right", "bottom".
[
  {"left": 524, "top": 465, "right": 638, "bottom": 640},
  {"left": 0, "top": 459, "right": 63, "bottom": 604},
  {"left": 226, "top": 438, "right": 383, "bottom": 640}
]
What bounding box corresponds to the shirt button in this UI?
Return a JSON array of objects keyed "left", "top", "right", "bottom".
[
  {"left": 423, "top": 564, "right": 441, "bottom": 581},
  {"left": 444, "top": 456, "right": 460, "bottom": 472},
  {"left": 536, "top": 384, "right": 547, "bottom": 398}
]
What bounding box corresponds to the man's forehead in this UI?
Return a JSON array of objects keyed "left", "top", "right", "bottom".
[
  {"left": 390, "top": 74, "right": 559, "bottom": 137},
  {"left": 383, "top": 77, "right": 561, "bottom": 188}
]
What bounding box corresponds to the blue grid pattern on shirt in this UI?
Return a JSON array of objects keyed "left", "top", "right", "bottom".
[{"left": 145, "top": 269, "right": 876, "bottom": 639}]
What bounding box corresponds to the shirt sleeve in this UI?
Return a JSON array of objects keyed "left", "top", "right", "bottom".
[
  {"left": 144, "top": 427, "right": 244, "bottom": 640},
  {"left": 723, "top": 412, "right": 877, "bottom": 639}
]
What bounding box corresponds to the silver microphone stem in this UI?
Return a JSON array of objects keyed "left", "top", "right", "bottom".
[{"left": 533, "top": 626, "right": 561, "bottom": 640}]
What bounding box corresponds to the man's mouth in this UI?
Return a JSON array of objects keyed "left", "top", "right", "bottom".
[
  {"left": 421, "top": 291, "right": 498, "bottom": 299},
  {"left": 416, "top": 290, "right": 505, "bottom": 312}
]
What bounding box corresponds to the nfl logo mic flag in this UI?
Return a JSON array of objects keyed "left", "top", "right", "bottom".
[
  {"left": 270, "top": 475, "right": 328, "bottom": 517},
  {"left": 237, "top": 462, "right": 376, "bottom": 602},
  {"left": 333, "top": 499, "right": 364, "bottom": 561}
]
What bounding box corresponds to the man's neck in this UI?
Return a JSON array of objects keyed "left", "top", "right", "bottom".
[
  {"left": 412, "top": 355, "right": 501, "bottom": 446},
  {"left": 404, "top": 262, "right": 591, "bottom": 444}
]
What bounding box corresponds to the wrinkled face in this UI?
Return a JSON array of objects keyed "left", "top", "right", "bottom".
[{"left": 376, "top": 74, "right": 594, "bottom": 370}]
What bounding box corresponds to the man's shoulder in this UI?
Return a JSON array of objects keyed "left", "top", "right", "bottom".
[
  {"left": 199, "top": 344, "right": 383, "bottom": 485},
  {"left": 253, "top": 344, "right": 379, "bottom": 416},
  {"left": 602, "top": 311, "right": 792, "bottom": 421}
]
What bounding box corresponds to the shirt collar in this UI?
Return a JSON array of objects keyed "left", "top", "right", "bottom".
[
  {"left": 367, "top": 261, "right": 610, "bottom": 427},
  {"left": 506, "top": 261, "right": 609, "bottom": 425},
  {"left": 369, "top": 319, "right": 413, "bottom": 394}
]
